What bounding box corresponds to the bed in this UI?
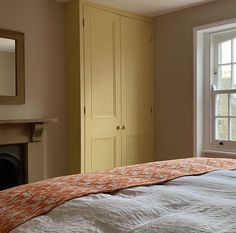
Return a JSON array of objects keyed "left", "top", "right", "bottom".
[{"left": 0, "top": 157, "right": 236, "bottom": 233}]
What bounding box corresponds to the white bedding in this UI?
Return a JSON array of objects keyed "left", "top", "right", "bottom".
[{"left": 11, "top": 169, "right": 236, "bottom": 233}]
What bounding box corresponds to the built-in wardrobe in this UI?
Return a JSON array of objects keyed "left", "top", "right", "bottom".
[{"left": 65, "top": 0, "right": 154, "bottom": 174}]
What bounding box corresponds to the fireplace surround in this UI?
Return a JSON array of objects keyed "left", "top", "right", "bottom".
[{"left": 0, "top": 118, "right": 56, "bottom": 189}]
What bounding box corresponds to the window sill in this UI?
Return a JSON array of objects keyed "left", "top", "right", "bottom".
[{"left": 202, "top": 150, "right": 236, "bottom": 159}]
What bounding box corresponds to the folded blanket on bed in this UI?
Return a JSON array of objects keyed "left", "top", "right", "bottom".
[{"left": 0, "top": 157, "right": 236, "bottom": 233}]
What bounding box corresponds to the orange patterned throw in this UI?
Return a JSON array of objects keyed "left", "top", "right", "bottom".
[{"left": 0, "top": 157, "right": 236, "bottom": 233}]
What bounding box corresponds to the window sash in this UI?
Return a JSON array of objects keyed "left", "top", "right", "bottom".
[
  {"left": 211, "top": 30, "right": 236, "bottom": 148},
  {"left": 212, "top": 30, "right": 236, "bottom": 91},
  {"left": 212, "top": 88, "right": 236, "bottom": 144}
]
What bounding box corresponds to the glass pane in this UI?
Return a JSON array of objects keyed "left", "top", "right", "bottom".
[
  {"left": 215, "top": 118, "right": 228, "bottom": 140},
  {"left": 216, "top": 94, "right": 228, "bottom": 116},
  {"left": 219, "top": 40, "right": 231, "bottom": 64},
  {"left": 230, "top": 94, "right": 236, "bottom": 116},
  {"left": 233, "top": 64, "right": 236, "bottom": 89},
  {"left": 230, "top": 118, "right": 236, "bottom": 141},
  {"left": 233, "top": 39, "right": 236, "bottom": 63},
  {"left": 218, "top": 65, "right": 231, "bottom": 90}
]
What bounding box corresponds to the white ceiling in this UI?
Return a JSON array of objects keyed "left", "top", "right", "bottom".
[{"left": 55, "top": 0, "right": 215, "bottom": 16}]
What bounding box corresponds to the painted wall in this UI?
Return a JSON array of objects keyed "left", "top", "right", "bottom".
[
  {"left": 154, "top": 0, "right": 236, "bottom": 161},
  {"left": 0, "top": 0, "right": 67, "bottom": 178}
]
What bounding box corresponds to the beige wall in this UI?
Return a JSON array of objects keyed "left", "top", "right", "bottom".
[
  {"left": 154, "top": 0, "right": 236, "bottom": 161},
  {"left": 0, "top": 51, "right": 15, "bottom": 96},
  {"left": 0, "top": 0, "right": 67, "bottom": 178}
]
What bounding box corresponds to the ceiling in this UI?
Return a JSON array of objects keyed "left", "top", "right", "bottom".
[{"left": 54, "top": 0, "right": 215, "bottom": 16}]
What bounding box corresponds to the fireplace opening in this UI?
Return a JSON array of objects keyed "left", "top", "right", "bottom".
[{"left": 0, "top": 144, "right": 26, "bottom": 191}]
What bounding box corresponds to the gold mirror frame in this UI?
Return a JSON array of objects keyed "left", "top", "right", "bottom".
[{"left": 0, "top": 29, "right": 25, "bottom": 104}]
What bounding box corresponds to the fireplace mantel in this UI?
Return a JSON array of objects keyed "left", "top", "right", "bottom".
[
  {"left": 0, "top": 118, "right": 57, "bottom": 183},
  {"left": 0, "top": 118, "right": 57, "bottom": 144},
  {"left": 0, "top": 118, "right": 57, "bottom": 124}
]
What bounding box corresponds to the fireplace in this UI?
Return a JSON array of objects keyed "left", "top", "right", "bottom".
[
  {"left": 0, "top": 144, "right": 25, "bottom": 190},
  {"left": 0, "top": 118, "right": 56, "bottom": 189}
]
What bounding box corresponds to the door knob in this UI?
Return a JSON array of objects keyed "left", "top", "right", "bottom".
[
  {"left": 122, "top": 125, "right": 126, "bottom": 130},
  {"left": 116, "top": 126, "right": 121, "bottom": 130}
]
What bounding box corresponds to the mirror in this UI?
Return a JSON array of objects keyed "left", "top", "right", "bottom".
[
  {"left": 0, "top": 38, "right": 16, "bottom": 96},
  {"left": 0, "top": 29, "right": 25, "bottom": 104}
]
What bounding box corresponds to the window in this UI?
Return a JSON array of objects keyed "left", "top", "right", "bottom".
[
  {"left": 194, "top": 20, "right": 236, "bottom": 157},
  {"left": 211, "top": 30, "right": 236, "bottom": 146}
]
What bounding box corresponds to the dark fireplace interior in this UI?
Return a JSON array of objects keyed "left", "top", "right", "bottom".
[{"left": 0, "top": 144, "right": 26, "bottom": 191}]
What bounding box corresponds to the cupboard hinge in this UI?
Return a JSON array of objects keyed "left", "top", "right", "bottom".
[
  {"left": 84, "top": 106, "right": 86, "bottom": 115},
  {"left": 83, "top": 18, "right": 85, "bottom": 27},
  {"left": 150, "top": 107, "right": 153, "bottom": 114}
]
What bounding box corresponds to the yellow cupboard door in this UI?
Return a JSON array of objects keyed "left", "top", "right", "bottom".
[
  {"left": 121, "top": 17, "right": 154, "bottom": 166},
  {"left": 84, "top": 6, "right": 122, "bottom": 172}
]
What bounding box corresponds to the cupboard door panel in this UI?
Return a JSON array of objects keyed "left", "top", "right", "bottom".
[
  {"left": 90, "top": 15, "right": 117, "bottom": 118},
  {"left": 84, "top": 6, "right": 122, "bottom": 172},
  {"left": 125, "top": 135, "right": 146, "bottom": 165},
  {"left": 91, "top": 137, "right": 116, "bottom": 171},
  {"left": 121, "top": 17, "right": 154, "bottom": 166}
]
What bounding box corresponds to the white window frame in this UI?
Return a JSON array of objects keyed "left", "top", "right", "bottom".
[{"left": 193, "top": 18, "right": 236, "bottom": 157}]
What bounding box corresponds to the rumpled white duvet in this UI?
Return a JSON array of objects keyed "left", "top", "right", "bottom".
[{"left": 11, "top": 169, "right": 236, "bottom": 233}]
